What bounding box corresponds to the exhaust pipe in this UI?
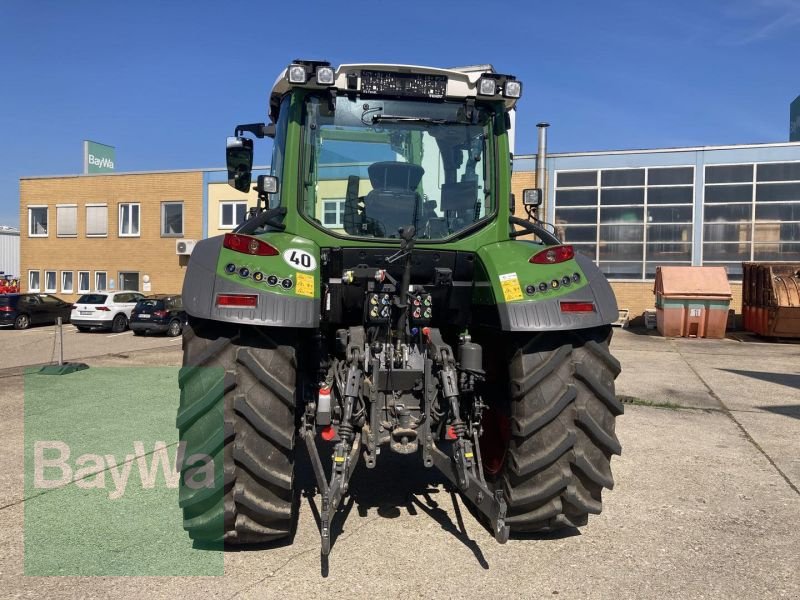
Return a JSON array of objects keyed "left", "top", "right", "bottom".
[{"left": 536, "top": 122, "right": 550, "bottom": 218}]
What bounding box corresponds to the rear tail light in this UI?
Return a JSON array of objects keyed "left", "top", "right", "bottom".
[
  {"left": 216, "top": 294, "right": 258, "bottom": 308},
  {"left": 0, "top": 306, "right": 13, "bottom": 312},
  {"left": 153, "top": 310, "right": 168, "bottom": 318},
  {"left": 96, "top": 306, "right": 110, "bottom": 311},
  {"left": 223, "top": 233, "right": 278, "bottom": 256},
  {"left": 560, "top": 301, "right": 595, "bottom": 313},
  {"left": 530, "top": 245, "right": 575, "bottom": 264}
]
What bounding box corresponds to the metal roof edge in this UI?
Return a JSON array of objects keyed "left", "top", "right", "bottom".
[{"left": 515, "top": 141, "right": 800, "bottom": 160}]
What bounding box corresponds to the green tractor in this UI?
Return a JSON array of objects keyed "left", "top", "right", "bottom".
[{"left": 177, "top": 61, "right": 622, "bottom": 554}]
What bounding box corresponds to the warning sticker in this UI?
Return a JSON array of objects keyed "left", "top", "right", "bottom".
[
  {"left": 499, "top": 272, "right": 523, "bottom": 302},
  {"left": 295, "top": 272, "right": 315, "bottom": 298}
]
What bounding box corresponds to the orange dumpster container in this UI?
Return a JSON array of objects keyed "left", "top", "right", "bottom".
[
  {"left": 742, "top": 262, "right": 800, "bottom": 338},
  {"left": 654, "top": 266, "right": 732, "bottom": 338}
]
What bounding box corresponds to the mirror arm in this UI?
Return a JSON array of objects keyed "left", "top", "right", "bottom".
[{"left": 234, "top": 123, "right": 274, "bottom": 139}]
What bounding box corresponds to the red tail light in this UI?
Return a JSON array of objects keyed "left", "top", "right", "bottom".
[
  {"left": 153, "top": 310, "right": 168, "bottom": 318},
  {"left": 223, "top": 233, "right": 278, "bottom": 256},
  {"left": 216, "top": 294, "right": 258, "bottom": 308},
  {"left": 530, "top": 245, "right": 575, "bottom": 264},
  {"left": 560, "top": 301, "right": 595, "bottom": 313},
  {"left": 0, "top": 306, "right": 13, "bottom": 312},
  {"left": 96, "top": 306, "right": 110, "bottom": 311}
]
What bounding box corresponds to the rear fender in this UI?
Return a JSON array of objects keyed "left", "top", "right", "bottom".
[
  {"left": 475, "top": 240, "right": 618, "bottom": 331},
  {"left": 182, "top": 233, "right": 321, "bottom": 328}
]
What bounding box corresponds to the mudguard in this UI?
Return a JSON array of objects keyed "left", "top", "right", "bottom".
[
  {"left": 182, "top": 234, "right": 321, "bottom": 328},
  {"left": 475, "top": 240, "right": 618, "bottom": 332}
]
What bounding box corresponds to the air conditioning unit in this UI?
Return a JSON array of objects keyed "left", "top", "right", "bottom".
[{"left": 176, "top": 239, "right": 197, "bottom": 255}]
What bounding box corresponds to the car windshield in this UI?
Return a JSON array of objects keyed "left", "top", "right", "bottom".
[
  {"left": 77, "top": 294, "right": 107, "bottom": 304},
  {"left": 301, "top": 95, "right": 494, "bottom": 240}
]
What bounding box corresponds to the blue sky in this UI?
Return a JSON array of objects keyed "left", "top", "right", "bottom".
[{"left": 2, "top": 0, "right": 799, "bottom": 227}]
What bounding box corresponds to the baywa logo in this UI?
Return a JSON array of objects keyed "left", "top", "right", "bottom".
[
  {"left": 33, "top": 440, "right": 214, "bottom": 499},
  {"left": 88, "top": 153, "right": 114, "bottom": 169}
]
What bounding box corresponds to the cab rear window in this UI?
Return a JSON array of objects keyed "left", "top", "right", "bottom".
[{"left": 77, "top": 294, "right": 107, "bottom": 304}]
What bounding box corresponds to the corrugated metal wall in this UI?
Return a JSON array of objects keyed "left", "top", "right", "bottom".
[{"left": 0, "top": 231, "right": 20, "bottom": 277}]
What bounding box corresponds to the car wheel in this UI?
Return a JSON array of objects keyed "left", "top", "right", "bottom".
[
  {"left": 167, "top": 319, "right": 182, "bottom": 337},
  {"left": 13, "top": 314, "right": 30, "bottom": 330},
  {"left": 111, "top": 314, "right": 128, "bottom": 333}
]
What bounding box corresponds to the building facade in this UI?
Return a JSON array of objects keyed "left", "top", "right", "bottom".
[
  {"left": 19, "top": 140, "right": 800, "bottom": 320},
  {"left": 0, "top": 226, "right": 20, "bottom": 279},
  {"left": 20, "top": 171, "right": 203, "bottom": 301},
  {"left": 514, "top": 141, "right": 800, "bottom": 317}
]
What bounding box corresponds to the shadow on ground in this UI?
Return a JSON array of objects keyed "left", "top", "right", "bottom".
[{"left": 720, "top": 369, "right": 800, "bottom": 391}]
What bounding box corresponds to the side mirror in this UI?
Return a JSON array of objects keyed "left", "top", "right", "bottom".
[
  {"left": 522, "top": 188, "right": 543, "bottom": 208},
  {"left": 226, "top": 136, "right": 254, "bottom": 192}
]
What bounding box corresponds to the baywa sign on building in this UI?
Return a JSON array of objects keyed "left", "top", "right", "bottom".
[{"left": 83, "top": 140, "right": 115, "bottom": 174}]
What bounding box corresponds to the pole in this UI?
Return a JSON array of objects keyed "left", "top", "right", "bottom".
[
  {"left": 536, "top": 122, "right": 550, "bottom": 219},
  {"left": 57, "top": 317, "right": 64, "bottom": 366}
]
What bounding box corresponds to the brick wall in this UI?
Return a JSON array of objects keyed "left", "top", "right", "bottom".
[{"left": 20, "top": 172, "right": 204, "bottom": 301}]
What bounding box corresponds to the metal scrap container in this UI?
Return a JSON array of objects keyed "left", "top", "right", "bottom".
[
  {"left": 654, "top": 266, "right": 732, "bottom": 338},
  {"left": 742, "top": 262, "right": 800, "bottom": 338}
]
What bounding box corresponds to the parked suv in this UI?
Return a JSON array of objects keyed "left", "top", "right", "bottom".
[
  {"left": 71, "top": 291, "right": 144, "bottom": 332},
  {"left": 129, "top": 294, "right": 186, "bottom": 337},
  {"left": 0, "top": 293, "right": 72, "bottom": 330}
]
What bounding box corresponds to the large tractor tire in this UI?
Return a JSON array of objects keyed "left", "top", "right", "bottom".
[
  {"left": 481, "top": 326, "right": 623, "bottom": 532},
  {"left": 176, "top": 317, "right": 297, "bottom": 545}
]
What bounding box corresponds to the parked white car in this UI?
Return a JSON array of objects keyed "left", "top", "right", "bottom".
[{"left": 70, "top": 291, "right": 145, "bottom": 332}]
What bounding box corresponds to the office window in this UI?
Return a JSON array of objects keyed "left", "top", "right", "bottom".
[
  {"left": 44, "top": 270, "right": 57, "bottom": 293},
  {"left": 701, "top": 162, "right": 800, "bottom": 278},
  {"left": 28, "top": 206, "right": 48, "bottom": 236},
  {"left": 29, "top": 271, "right": 40, "bottom": 292},
  {"left": 118, "top": 272, "right": 140, "bottom": 291},
  {"left": 162, "top": 201, "right": 184, "bottom": 236},
  {"left": 119, "top": 203, "right": 140, "bottom": 236},
  {"left": 323, "top": 199, "right": 345, "bottom": 227},
  {"left": 554, "top": 166, "right": 695, "bottom": 280},
  {"left": 78, "top": 271, "right": 90, "bottom": 293},
  {"left": 220, "top": 201, "right": 248, "bottom": 228},
  {"left": 57, "top": 205, "right": 77, "bottom": 237},
  {"left": 86, "top": 204, "right": 108, "bottom": 236},
  {"left": 95, "top": 271, "right": 107, "bottom": 291},
  {"left": 61, "top": 271, "right": 74, "bottom": 294}
]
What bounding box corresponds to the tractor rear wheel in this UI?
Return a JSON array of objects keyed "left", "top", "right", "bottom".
[
  {"left": 177, "top": 317, "right": 298, "bottom": 545},
  {"left": 482, "top": 326, "right": 623, "bottom": 532}
]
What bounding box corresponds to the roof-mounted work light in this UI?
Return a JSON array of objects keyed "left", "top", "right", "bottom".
[
  {"left": 287, "top": 64, "right": 308, "bottom": 84},
  {"left": 504, "top": 80, "right": 522, "bottom": 98},
  {"left": 477, "top": 77, "right": 497, "bottom": 96},
  {"left": 315, "top": 66, "right": 335, "bottom": 85}
]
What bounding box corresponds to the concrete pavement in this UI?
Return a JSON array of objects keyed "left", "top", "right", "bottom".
[{"left": 0, "top": 328, "right": 798, "bottom": 599}]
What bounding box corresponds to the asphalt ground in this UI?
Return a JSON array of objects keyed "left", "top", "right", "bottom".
[{"left": 0, "top": 328, "right": 798, "bottom": 599}]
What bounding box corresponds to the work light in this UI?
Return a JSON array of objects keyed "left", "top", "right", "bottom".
[
  {"left": 287, "top": 64, "right": 308, "bottom": 84},
  {"left": 316, "top": 66, "right": 335, "bottom": 85},
  {"left": 504, "top": 80, "right": 522, "bottom": 98},
  {"left": 477, "top": 77, "right": 497, "bottom": 96}
]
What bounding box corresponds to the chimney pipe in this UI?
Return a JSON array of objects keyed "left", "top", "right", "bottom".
[{"left": 536, "top": 122, "right": 550, "bottom": 218}]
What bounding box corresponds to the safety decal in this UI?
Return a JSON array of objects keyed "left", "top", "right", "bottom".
[
  {"left": 295, "top": 272, "right": 315, "bottom": 297},
  {"left": 499, "top": 272, "right": 523, "bottom": 302}
]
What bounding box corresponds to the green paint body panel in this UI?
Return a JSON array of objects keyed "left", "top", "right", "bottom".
[
  {"left": 475, "top": 241, "right": 588, "bottom": 306},
  {"left": 215, "top": 233, "right": 321, "bottom": 300}
]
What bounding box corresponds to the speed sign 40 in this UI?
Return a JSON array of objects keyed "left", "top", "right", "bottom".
[{"left": 283, "top": 248, "right": 317, "bottom": 271}]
